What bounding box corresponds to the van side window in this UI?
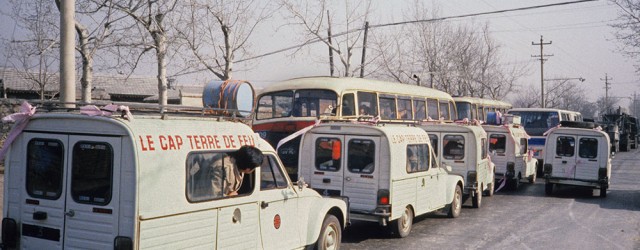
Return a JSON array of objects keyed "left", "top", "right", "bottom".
[
  {"left": 429, "top": 134, "right": 438, "bottom": 156},
  {"left": 481, "top": 138, "right": 488, "bottom": 159},
  {"left": 489, "top": 134, "right": 506, "bottom": 154},
  {"left": 186, "top": 151, "right": 254, "bottom": 202},
  {"left": 347, "top": 139, "right": 375, "bottom": 174},
  {"left": 406, "top": 144, "right": 430, "bottom": 173},
  {"left": 443, "top": 135, "right": 465, "bottom": 160},
  {"left": 556, "top": 136, "right": 575, "bottom": 157},
  {"left": 519, "top": 138, "right": 528, "bottom": 155},
  {"left": 579, "top": 138, "right": 598, "bottom": 159},
  {"left": 26, "top": 139, "right": 64, "bottom": 200},
  {"left": 71, "top": 141, "right": 113, "bottom": 205},
  {"left": 315, "top": 138, "right": 341, "bottom": 171},
  {"left": 261, "top": 154, "right": 288, "bottom": 190}
]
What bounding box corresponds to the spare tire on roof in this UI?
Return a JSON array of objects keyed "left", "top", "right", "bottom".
[{"left": 560, "top": 121, "right": 596, "bottom": 129}]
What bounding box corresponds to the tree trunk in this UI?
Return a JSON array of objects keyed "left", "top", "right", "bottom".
[
  {"left": 155, "top": 32, "right": 168, "bottom": 106},
  {"left": 78, "top": 25, "right": 92, "bottom": 103}
]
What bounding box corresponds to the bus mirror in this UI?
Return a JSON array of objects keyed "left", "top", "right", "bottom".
[{"left": 332, "top": 141, "right": 342, "bottom": 160}]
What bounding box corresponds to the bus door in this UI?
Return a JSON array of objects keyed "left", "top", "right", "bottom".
[
  {"left": 343, "top": 136, "right": 380, "bottom": 212},
  {"left": 550, "top": 134, "right": 577, "bottom": 178},
  {"left": 19, "top": 133, "right": 121, "bottom": 249},
  {"left": 575, "top": 136, "right": 600, "bottom": 180}
]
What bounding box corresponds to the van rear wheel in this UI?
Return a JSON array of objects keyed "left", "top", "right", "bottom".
[
  {"left": 316, "top": 214, "right": 341, "bottom": 250},
  {"left": 472, "top": 186, "right": 482, "bottom": 208},
  {"left": 600, "top": 186, "right": 607, "bottom": 198},
  {"left": 391, "top": 206, "right": 413, "bottom": 238},
  {"left": 545, "top": 183, "right": 553, "bottom": 195}
]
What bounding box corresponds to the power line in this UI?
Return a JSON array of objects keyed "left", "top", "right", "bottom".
[{"left": 234, "top": 0, "right": 598, "bottom": 64}]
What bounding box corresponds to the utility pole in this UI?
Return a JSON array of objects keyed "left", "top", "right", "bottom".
[
  {"left": 60, "top": 0, "right": 76, "bottom": 107},
  {"left": 532, "top": 36, "right": 553, "bottom": 108},
  {"left": 359, "top": 21, "right": 369, "bottom": 78},
  {"left": 327, "top": 10, "right": 334, "bottom": 77},
  {"left": 601, "top": 73, "right": 612, "bottom": 112}
]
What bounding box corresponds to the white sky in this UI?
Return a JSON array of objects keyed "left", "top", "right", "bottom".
[{"left": 1, "top": 0, "right": 638, "bottom": 108}]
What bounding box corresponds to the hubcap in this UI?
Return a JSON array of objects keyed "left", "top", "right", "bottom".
[{"left": 323, "top": 224, "right": 338, "bottom": 250}]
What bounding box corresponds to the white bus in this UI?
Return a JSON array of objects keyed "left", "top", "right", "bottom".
[
  {"left": 254, "top": 76, "right": 456, "bottom": 180},
  {"left": 453, "top": 96, "right": 512, "bottom": 122},
  {"left": 506, "top": 108, "right": 582, "bottom": 171}
]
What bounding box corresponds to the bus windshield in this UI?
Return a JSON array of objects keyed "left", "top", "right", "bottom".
[
  {"left": 509, "top": 111, "right": 560, "bottom": 136},
  {"left": 257, "top": 90, "right": 338, "bottom": 120},
  {"left": 456, "top": 102, "right": 472, "bottom": 120}
]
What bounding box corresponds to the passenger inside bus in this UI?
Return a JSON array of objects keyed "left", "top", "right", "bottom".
[{"left": 359, "top": 105, "right": 371, "bottom": 116}]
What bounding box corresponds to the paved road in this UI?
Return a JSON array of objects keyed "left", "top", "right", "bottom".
[{"left": 342, "top": 150, "right": 640, "bottom": 249}]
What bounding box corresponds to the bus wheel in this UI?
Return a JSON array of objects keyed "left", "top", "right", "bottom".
[
  {"left": 472, "top": 185, "right": 482, "bottom": 208},
  {"left": 391, "top": 206, "right": 413, "bottom": 238},
  {"left": 316, "top": 214, "right": 341, "bottom": 250},
  {"left": 545, "top": 183, "right": 554, "bottom": 195},
  {"left": 448, "top": 185, "right": 462, "bottom": 218}
]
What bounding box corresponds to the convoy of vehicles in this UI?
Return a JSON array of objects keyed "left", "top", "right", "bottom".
[
  {"left": 482, "top": 115, "right": 538, "bottom": 190},
  {"left": 600, "top": 107, "right": 638, "bottom": 153},
  {"left": 419, "top": 122, "right": 494, "bottom": 208},
  {"left": 297, "top": 122, "right": 463, "bottom": 238},
  {"left": 542, "top": 121, "right": 612, "bottom": 197},
  {"left": 0, "top": 76, "right": 622, "bottom": 248}
]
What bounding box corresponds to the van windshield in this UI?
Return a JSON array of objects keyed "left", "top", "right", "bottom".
[
  {"left": 256, "top": 90, "right": 337, "bottom": 119},
  {"left": 509, "top": 111, "right": 560, "bottom": 136}
]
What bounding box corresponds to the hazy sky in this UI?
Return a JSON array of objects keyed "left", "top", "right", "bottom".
[{"left": 0, "top": 0, "right": 637, "bottom": 108}]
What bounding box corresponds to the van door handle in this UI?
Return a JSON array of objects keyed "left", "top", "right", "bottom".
[
  {"left": 261, "top": 201, "right": 269, "bottom": 209},
  {"left": 65, "top": 210, "right": 75, "bottom": 217},
  {"left": 422, "top": 178, "right": 426, "bottom": 187},
  {"left": 562, "top": 161, "right": 567, "bottom": 164}
]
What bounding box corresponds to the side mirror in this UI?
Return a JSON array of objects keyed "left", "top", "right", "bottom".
[{"left": 296, "top": 176, "right": 307, "bottom": 191}]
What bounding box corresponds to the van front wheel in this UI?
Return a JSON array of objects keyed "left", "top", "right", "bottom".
[
  {"left": 391, "top": 207, "right": 413, "bottom": 238},
  {"left": 448, "top": 185, "right": 462, "bottom": 218},
  {"left": 316, "top": 214, "right": 341, "bottom": 250}
]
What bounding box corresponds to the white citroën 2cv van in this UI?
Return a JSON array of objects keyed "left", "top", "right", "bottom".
[
  {"left": 419, "top": 122, "right": 495, "bottom": 208},
  {"left": 543, "top": 121, "right": 612, "bottom": 197},
  {"left": 298, "top": 122, "right": 464, "bottom": 238},
  {"left": 0, "top": 102, "right": 347, "bottom": 250},
  {"left": 482, "top": 115, "right": 537, "bottom": 190}
]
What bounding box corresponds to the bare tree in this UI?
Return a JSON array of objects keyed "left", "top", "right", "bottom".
[
  {"left": 512, "top": 79, "right": 592, "bottom": 113},
  {"left": 4, "top": 0, "right": 60, "bottom": 100},
  {"left": 280, "top": 0, "right": 371, "bottom": 77},
  {"left": 108, "top": 0, "right": 178, "bottom": 106},
  {"left": 610, "top": 0, "right": 640, "bottom": 73},
  {"left": 172, "top": 0, "right": 274, "bottom": 80}
]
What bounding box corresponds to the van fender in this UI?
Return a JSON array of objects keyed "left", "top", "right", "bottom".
[
  {"left": 444, "top": 175, "right": 465, "bottom": 204},
  {"left": 302, "top": 197, "right": 348, "bottom": 246}
]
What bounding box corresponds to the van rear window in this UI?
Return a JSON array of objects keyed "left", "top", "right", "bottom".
[
  {"left": 443, "top": 135, "right": 465, "bottom": 160},
  {"left": 315, "top": 138, "right": 341, "bottom": 171},
  {"left": 579, "top": 138, "right": 598, "bottom": 159},
  {"left": 556, "top": 136, "right": 575, "bottom": 157},
  {"left": 347, "top": 139, "right": 375, "bottom": 174},
  {"left": 71, "top": 141, "right": 113, "bottom": 205},
  {"left": 26, "top": 139, "right": 64, "bottom": 200},
  {"left": 489, "top": 134, "right": 506, "bottom": 154}
]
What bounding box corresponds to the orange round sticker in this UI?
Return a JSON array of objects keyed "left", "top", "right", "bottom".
[{"left": 274, "top": 214, "right": 281, "bottom": 229}]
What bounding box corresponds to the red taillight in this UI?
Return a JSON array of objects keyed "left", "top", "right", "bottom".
[
  {"left": 377, "top": 189, "right": 390, "bottom": 205},
  {"left": 379, "top": 196, "right": 389, "bottom": 205}
]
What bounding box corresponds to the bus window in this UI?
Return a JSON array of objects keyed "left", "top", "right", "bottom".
[
  {"left": 257, "top": 91, "right": 293, "bottom": 119},
  {"left": 341, "top": 93, "right": 355, "bottom": 116},
  {"left": 427, "top": 98, "right": 439, "bottom": 120},
  {"left": 439, "top": 101, "right": 450, "bottom": 120},
  {"left": 380, "top": 95, "right": 397, "bottom": 119},
  {"left": 414, "top": 100, "right": 426, "bottom": 120},
  {"left": 357, "top": 91, "right": 378, "bottom": 116},
  {"left": 457, "top": 102, "right": 471, "bottom": 120},
  {"left": 398, "top": 97, "right": 412, "bottom": 119},
  {"left": 449, "top": 101, "right": 456, "bottom": 120},
  {"left": 471, "top": 104, "right": 478, "bottom": 120},
  {"left": 478, "top": 106, "right": 485, "bottom": 121}
]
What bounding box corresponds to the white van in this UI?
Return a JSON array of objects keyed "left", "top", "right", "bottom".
[
  {"left": 542, "top": 121, "right": 611, "bottom": 197},
  {"left": 0, "top": 105, "right": 347, "bottom": 249},
  {"left": 419, "top": 123, "right": 494, "bottom": 208},
  {"left": 298, "top": 123, "right": 464, "bottom": 238},
  {"left": 482, "top": 118, "right": 537, "bottom": 190}
]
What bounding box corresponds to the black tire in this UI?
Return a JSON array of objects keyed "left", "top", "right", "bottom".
[
  {"left": 545, "top": 183, "right": 553, "bottom": 195},
  {"left": 448, "top": 185, "right": 462, "bottom": 218},
  {"left": 391, "top": 206, "right": 414, "bottom": 238},
  {"left": 509, "top": 176, "right": 520, "bottom": 191},
  {"left": 600, "top": 186, "right": 607, "bottom": 198},
  {"left": 472, "top": 185, "right": 482, "bottom": 208},
  {"left": 484, "top": 181, "right": 495, "bottom": 196},
  {"left": 528, "top": 168, "right": 537, "bottom": 184},
  {"left": 316, "top": 214, "right": 341, "bottom": 250}
]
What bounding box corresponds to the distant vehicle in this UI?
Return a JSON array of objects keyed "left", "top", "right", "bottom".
[
  {"left": 482, "top": 114, "right": 537, "bottom": 190},
  {"left": 298, "top": 122, "right": 463, "bottom": 238},
  {"left": 419, "top": 122, "right": 494, "bottom": 208},
  {"left": 253, "top": 76, "right": 456, "bottom": 180},
  {"left": 600, "top": 107, "right": 638, "bottom": 153},
  {"left": 1, "top": 102, "right": 348, "bottom": 248},
  {"left": 506, "top": 108, "right": 582, "bottom": 173},
  {"left": 453, "top": 96, "right": 512, "bottom": 122},
  {"left": 543, "top": 121, "right": 611, "bottom": 197}
]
